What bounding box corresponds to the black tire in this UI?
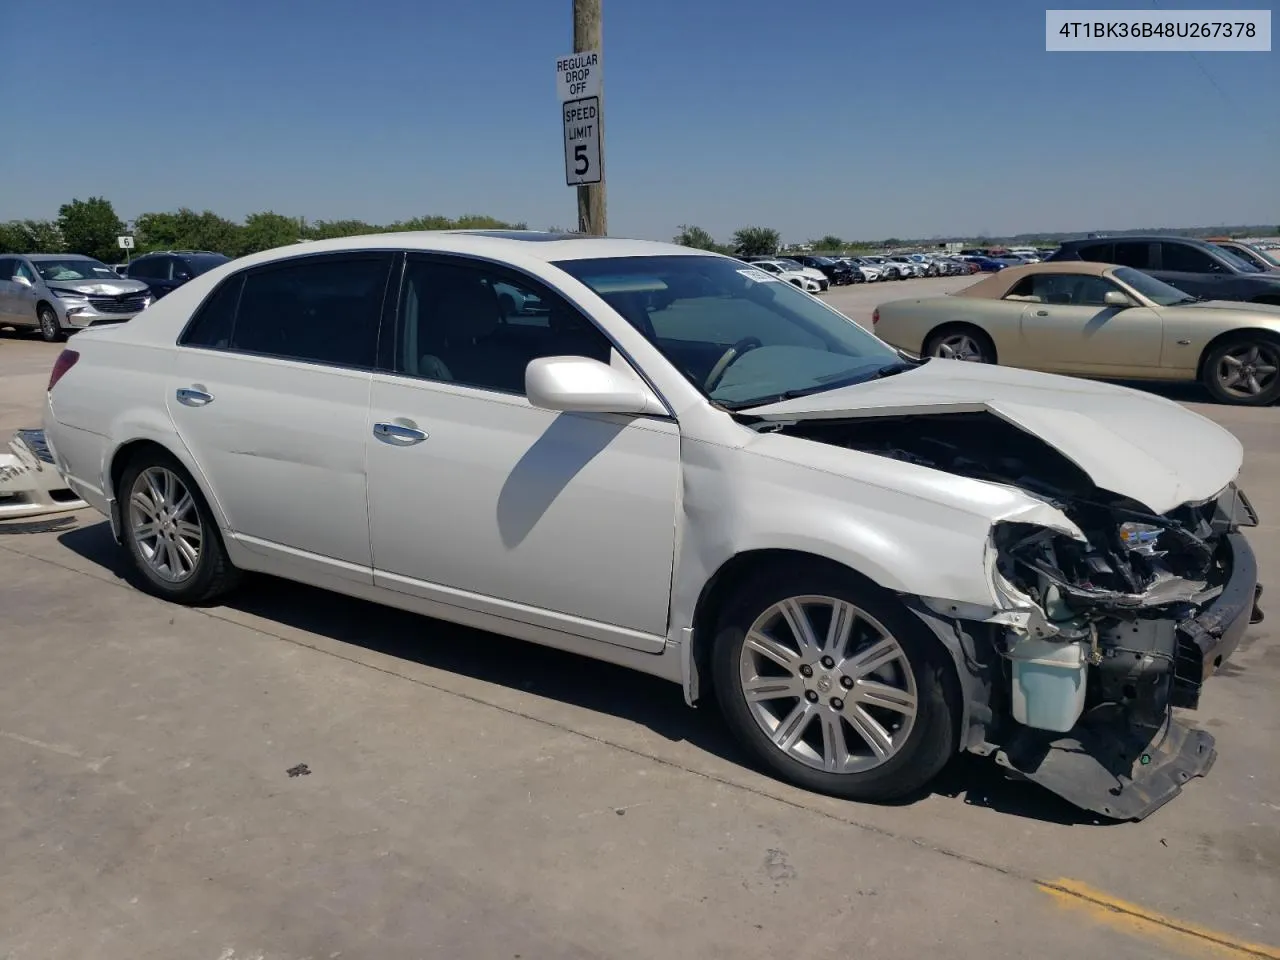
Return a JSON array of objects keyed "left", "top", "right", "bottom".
[
  {"left": 923, "top": 324, "right": 996, "bottom": 364},
  {"left": 1201, "top": 333, "right": 1280, "bottom": 406},
  {"left": 118, "top": 449, "right": 241, "bottom": 603},
  {"left": 711, "top": 562, "right": 958, "bottom": 802},
  {"left": 38, "top": 304, "right": 64, "bottom": 343}
]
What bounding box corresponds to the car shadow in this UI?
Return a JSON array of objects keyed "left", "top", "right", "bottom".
[{"left": 57, "top": 519, "right": 1116, "bottom": 827}]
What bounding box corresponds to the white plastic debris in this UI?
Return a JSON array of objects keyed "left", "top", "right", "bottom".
[{"left": 0, "top": 429, "right": 86, "bottom": 520}]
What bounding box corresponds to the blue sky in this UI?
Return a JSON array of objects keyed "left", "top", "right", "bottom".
[{"left": 1, "top": 0, "right": 1274, "bottom": 243}]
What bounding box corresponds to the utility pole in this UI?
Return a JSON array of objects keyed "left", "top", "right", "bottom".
[{"left": 573, "top": 0, "right": 606, "bottom": 235}]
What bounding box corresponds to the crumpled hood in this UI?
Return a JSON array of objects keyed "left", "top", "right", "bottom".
[
  {"left": 743, "top": 359, "right": 1242, "bottom": 515},
  {"left": 48, "top": 278, "right": 148, "bottom": 296}
]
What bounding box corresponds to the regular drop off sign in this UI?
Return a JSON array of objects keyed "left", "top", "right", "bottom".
[
  {"left": 555, "top": 50, "right": 601, "bottom": 101},
  {"left": 562, "top": 96, "right": 601, "bottom": 186}
]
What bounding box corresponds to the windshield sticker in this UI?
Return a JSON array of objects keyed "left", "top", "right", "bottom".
[{"left": 737, "top": 268, "right": 780, "bottom": 283}]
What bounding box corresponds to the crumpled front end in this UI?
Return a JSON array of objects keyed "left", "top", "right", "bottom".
[
  {"left": 985, "top": 483, "right": 1262, "bottom": 820},
  {"left": 770, "top": 409, "right": 1264, "bottom": 820}
]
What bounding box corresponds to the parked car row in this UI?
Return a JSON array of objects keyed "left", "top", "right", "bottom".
[
  {"left": 743, "top": 252, "right": 982, "bottom": 286},
  {"left": 0, "top": 250, "right": 229, "bottom": 341}
]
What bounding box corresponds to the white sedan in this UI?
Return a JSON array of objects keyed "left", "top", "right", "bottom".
[
  {"left": 749, "top": 259, "right": 823, "bottom": 292},
  {"left": 43, "top": 231, "right": 1261, "bottom": 818}
]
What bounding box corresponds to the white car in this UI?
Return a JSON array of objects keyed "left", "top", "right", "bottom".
[
  {"left": 771, "top": 258, "right": 829, "bottom": 290},
  {"left": 751, "top": 259, "right": 823, "bottom": 292},
  {"left": 42, "top": 231, "right": 1261, "bottom": 818}
]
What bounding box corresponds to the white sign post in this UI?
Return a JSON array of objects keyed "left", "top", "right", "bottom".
[
  {"left": 555, "top": 50, "right": 600, "bottom": 101},
  {"left": 116, "top": 235, "right": 134, "bottom": 250},
  {"left": 562, "top": 96, "right": 602, "bottom": 186}
]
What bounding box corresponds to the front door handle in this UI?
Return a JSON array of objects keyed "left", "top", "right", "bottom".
[
  {"left": 373, "top": 421, "right": 427, "bottom": 445},
  {"left": 1035, "top": 310, "right": 1049, "bottom": 316},
  {"left": 176, "top": 386, "right": 213, "bottom": 407}
]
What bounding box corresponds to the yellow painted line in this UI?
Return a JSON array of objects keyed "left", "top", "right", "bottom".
[{"left": 1038, "top": 878, "right": 1280, "bottom": 959}]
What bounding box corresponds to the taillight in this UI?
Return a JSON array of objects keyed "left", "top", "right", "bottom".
[
  {"left": 48, "top": 349, "right": 79, "bottom": 392},
  {"left": 872, "top": 308, "right": 879, "bottom": 326}
]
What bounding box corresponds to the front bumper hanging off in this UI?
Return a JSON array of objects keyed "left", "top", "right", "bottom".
[
  {"left": 0, "top": 429, "right": 87, "bottom": 520},
  {"left": 991, "top": 533, "right": 1262, "bottom": 822}
]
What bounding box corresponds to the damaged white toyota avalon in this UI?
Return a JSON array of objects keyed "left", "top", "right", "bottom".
[{"left": 42, "top": 233, "right": 1263, "bottom": 820}]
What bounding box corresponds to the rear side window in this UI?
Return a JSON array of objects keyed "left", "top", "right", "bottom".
[
  {"left": 1160, "top": 243, "right": 1216, "bottom": 273},
  {"left": 180, "top": 275, "right": 243, "bottom": 348},
  {"left": 232, "top": 255, "right": 394, "bottom": 367},
  {"left": 1076, "top": 243, "right": 1114, "bottom": 263},
  {"left": 1112, "top": 242, "right": 1153, "bottom": 269}
]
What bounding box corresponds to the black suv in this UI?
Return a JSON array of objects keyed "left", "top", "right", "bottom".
[
  {"left": 124, "top": 250, "right": 230, "bottom": 299},
  {"left": 1048, "top": 236, "right": 1280, "bottom": 305},
  {"left": 785, "top": 255, "right": 854, "bottom": 286}
]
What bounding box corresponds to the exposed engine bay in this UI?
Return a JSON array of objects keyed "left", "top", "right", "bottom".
[{"left": 770, "top": 411, "right": 1263, "bottom": 819}]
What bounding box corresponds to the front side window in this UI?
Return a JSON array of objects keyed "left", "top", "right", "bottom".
[
  {"left": 1160, "top": 243, "right": 1218, "bottom": 273},
  {"left": 1007, "top": 273, "right": 1121, "bottom": 306},
  {"left": 128, "top": 257, "right": 165, "bottom": 280},
  {"left": 179, "top": 254, "right": 391, "bottom": 368},
  {"left": 555, "top": 255, "right": 901, "bottom": 409},
  {"left": 393, "top": 257, "right": 612, "bottom": 395},
  {"left": 13, "top": 260, "right": 36, "bottom": 283},
  {"left": 1112, "top": 267, "right": 1199, "bottom": 306}
]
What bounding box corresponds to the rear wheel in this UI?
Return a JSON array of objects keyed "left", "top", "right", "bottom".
[
  {"left": 38, "top": 305, "right": 63, "bottom": 343},
  {"left": 712, "top": 564, "right": 957, "bottom": 801},
  {"left": 1202, "top": 334, "right": 1280, "bottom": 406},
  {"left": 119, "top": 451, "right": 241, "bottom": 603},
  {"left": 923, "top": 324, "right": 996, "bottom": 364}
]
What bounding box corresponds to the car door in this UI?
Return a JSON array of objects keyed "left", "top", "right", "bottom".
[
  {"left": 167, "top": 250, "right": 396, "bottom": 584},
  {"left": 1153, "top": 242, "right": 1230, "bottom": 300},
  {"left": 365, "top": 253, "right": 681, "bottom": 652},
  {"left": 8, "top": 258, "right": 41, "bottom": 325},
  {"left": 1015, "top": 272, "right": 1163, "bottom": 374},
  {"left": 0, "top": 258, "right": 16, "bottom": 322}
]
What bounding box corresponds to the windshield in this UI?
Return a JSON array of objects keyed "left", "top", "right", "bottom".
[
  {"left": 33, "top": 258, "right": 118, "bottom": 282},
  {"left": 1113, "top": 266, "right": 1202, "bottom": 306},
  {"left": 554, "top": 255, "right": 903, "bottom": 408},
  {"left": 1215, "top": 247, "right": 1261, "bottom": 273}
]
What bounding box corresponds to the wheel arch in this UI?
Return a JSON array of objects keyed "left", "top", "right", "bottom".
[
  {"left": 685, "top": 548, "right": 975, "bottom": 751},
  {"left": 105, "top": 435, "right": 227, "bottom": 545},
  {"left": 922, "top": 321, "right": 999, "bottom": 363},
  {"left": 1195, "top": 327, "right": 1280, "bottom": 381}
]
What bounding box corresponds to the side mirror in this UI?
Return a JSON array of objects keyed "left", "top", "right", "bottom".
[
  {"left": 525, "top": 356, "right": 667, "bottom": 416},
  {"left": 1103, "top": 290, "right": 1131, "bottom": 307},
  {"left": 12, "top": 275, "right": 32, "bottom": 287}
]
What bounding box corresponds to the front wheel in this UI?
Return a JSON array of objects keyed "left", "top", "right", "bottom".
[
  {"left": 1202, "top": 335, "right": 1280, "bottom": 406},
  {"left": 38, "top": 305, "right": 64, "bottom": 343},
  {"left": 119, "top": 451, "right": 241, "bottom": 603},
  {"left": 712, "top": 564, "right": 957, "bottom": 802}
]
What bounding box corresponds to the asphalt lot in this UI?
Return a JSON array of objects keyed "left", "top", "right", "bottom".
[{"left": 2, "top": 290, "right": 1279, "bottom": 959}]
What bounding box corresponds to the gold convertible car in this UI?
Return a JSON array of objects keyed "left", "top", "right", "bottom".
[{"left": 872, "top": 261, "right": 1280, "bottom": 406}]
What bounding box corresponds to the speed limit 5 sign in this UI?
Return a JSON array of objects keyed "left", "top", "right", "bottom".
[{"left": 562, "top": 96, "right": 602, "bottom": 186}]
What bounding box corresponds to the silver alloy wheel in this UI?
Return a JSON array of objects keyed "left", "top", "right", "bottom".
[
  {"left": 1215, "top": 342, "right": 1280, "bottom": 399},
  {"left": 128, "top": 466, "right": 203, "bottom": 583},
  {"left": 933, "top": 332, "right": 986, "bottom": 362},
  {"left": 39, "top": 308, "right": 58, "bottom": 340},
  {"left": 738, "top": 595, "right": 918, "bottom": 774}
]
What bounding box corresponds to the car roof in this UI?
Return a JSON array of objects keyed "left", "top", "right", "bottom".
[
  {"left": 27, "top": 253, "right": 95, "bottom": 261},
  {"left": 1062, "top": 234, "right": 1215, "bottom": 247},
  {"left": 953, "top": 261, "right": 1117, "bottom": 299},
  {"left": 214, "top": 231, "right": 713, "bottom": 270}
]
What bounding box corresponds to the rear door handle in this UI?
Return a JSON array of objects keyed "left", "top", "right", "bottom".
[
  {"left": 373, "top": 421, "right": 427, "bottom": 445},
  {"left": 176, "top": 386, "right": 213, "bottom": 407},
  {"left": 1035, "top": 310, "right": 1049, "bottom": 316}
]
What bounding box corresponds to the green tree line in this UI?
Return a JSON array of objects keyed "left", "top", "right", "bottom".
[{"left": 0, "top": 197, "right": 527, "bottom": 263}]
